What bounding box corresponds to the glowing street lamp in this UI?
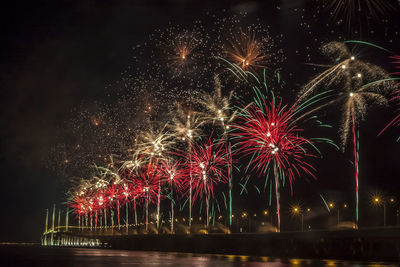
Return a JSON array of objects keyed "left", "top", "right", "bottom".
[
  {"left": 372, "top": 195, "right": 386, "bottom": 227},
  {"left": 328, "top": 202, "right": 344, "bottom": 227},
  {"left": 291, "top": 206, "right": 304, "bottom": 231},
  {"left": 337, "top": 202, "right": 349, "bottom": 226}
]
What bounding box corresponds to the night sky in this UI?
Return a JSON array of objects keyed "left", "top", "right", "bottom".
[{"left": 1, "top": 0, "right": 399, "bottom": 242}]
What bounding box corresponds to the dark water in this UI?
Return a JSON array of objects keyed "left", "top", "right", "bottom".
[{"left": 0, "top": 246, "right": 397, "bottom": 267}]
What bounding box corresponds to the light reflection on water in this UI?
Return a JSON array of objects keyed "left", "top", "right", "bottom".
[
  {"left": 66, "top": 248, "right": 398, "bottom": 267},
  {"left": 0, "top": 246, "right": 398, "bottom": 267}
]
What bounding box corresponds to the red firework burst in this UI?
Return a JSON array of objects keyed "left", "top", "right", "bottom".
[
  {"left": 157, "top": 158, "right": 187, "bottom": 232},
  {"left": 105, "top": 183, "right": 121, "bottom": 208},
  {"left": 232, "top": 98, "right": 317, "bottom": 190},
  {"left": 158, "top": 159, "right": 186, "bottom": 195},
  {"left": 134, "top": 163, "right": 161, "bottom": 204},
  {"left": 180, "top": 135, "right": 228, "bottom": 227},
  {"left": 118, "top": 181, "right": 136, "bottom": 205},
  {"left": 114, "top": 168, "right": 132, "bottom": 201},
  {"left": 70, "top": 195, "right": 89, "bottom": 216},
  {"left": 184, "top": 135, "right": 229, "bottom": 203},
  {"left": 93, "top": 191, "right": 107, "bottom": 211},
  {"left": 132, "top": 163, "right": 161, "bottom": 231},
  {"left": 232, "top": 96, "right": 318, "bottom": 232},
  {"left": 393, "top": 55, "right": 400, "bottom": 75}
]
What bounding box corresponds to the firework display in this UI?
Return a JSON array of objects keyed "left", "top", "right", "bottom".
[
  {"left": 197, "top": 76, "right": 236, "bottom": 226},
  {"left": 233, "top": 98, "right": 317, "bottom": 232},
  {"left": 298, "top": 41, "right": 397, "bottom": 226},
  {"left": 44, "top": 12, "right": 399, "bottom": 235},
  {"left": 182, "top": 135, "right": 229, "bottom": 228}
]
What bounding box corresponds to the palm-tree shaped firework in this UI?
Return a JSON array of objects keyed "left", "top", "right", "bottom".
[
  {"left": 134, "top": 163, "right": 161, "bottom": 232},
  {"left": 183, "top": 135, "right": 229, "bottom": 229},
  {"left": 300, "top": 41, "right": 397, "bottom": 225},
  {"left": 233, "top": 93, "right": 323, "bottom": 232},
  {"left": 68, "top": 180, "right": 92, "bottom": 230},
  {"left": 158, "top": 159, "right": 186, "bottom": 233},
  {"left": 136, "top": 124, "right": 174, "bottom": 230},
  {"left": 197, "top": 75, "right": 236, "bottom": 227},
  {"left": 171, "top": 105, "right": 205, "bottom": 229},
  {"left": 105, "top": 182, "right": 121, "bottom": 229}
]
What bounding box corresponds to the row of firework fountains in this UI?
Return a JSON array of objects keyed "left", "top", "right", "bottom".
[
  {"left": 59, "top": 41, "right": 399, "bottom": 234},
  {"left": 67, "top": 98, "right": 234, "bottom": 234}
]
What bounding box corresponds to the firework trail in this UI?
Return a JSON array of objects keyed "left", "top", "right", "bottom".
[
  {"left": 136, "top": 124, "right": 176, "bottom": 229},
  {"left": 69, "top": 179, "right": 96, "bottom": 231},
  {"left": 105, "top": 183, "right": 121, "bottom": 229},
  {"left": 225, "top": 60, "right": 335, "bottom": 232},
  {"left": 182, "top": 135, "right": 229, "bottom": 228},
  {"left": 134, "top": 163, "right": 161, "bottom": 232},
  {"left": 233, "top": 93, "right": 323, "bottom": 232},
  {"left": 170, "top": 105, "right": 205, "bottom": 229},
  {"left": 116, "top": 176, "right": 133, "bottom": 231},
  {"left": 158, "top": 159, "right": 186, "bottom": 233},
  {"left": 197, "top": 75, "right": 236, "bottom": 227},
  {"left": 69, "top": 189, "right": 89, "bottom": 230},
  {"left": 53, "top": 15, "right": 400, "bottom": 236},
  {"left": 94, "top": 159, "right": 123, "bottom": 228},
  {"left": 91, "top": 165, "right": 117, "bottom": 229}
]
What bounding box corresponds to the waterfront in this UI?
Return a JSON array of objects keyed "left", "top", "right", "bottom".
[{"left": 0, "top": 245, "right": 398, "bottom": 267}]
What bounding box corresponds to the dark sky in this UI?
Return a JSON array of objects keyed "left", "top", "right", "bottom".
[{"left": 1, "top": 0, "right": 399, "bottom": 242}]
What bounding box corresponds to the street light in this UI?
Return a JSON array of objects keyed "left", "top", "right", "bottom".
[
  {"left": 291, "top": 206, "right": 304, "bottom": 231},
  {"left": 241, "top": 212, "right": 249, "bottom": 232},
  {"left": 372, "top": 195, "right": 386, "bottom": 227},
  {"left": 329, "top": 202, "right": 344, "bottom": 227}
]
